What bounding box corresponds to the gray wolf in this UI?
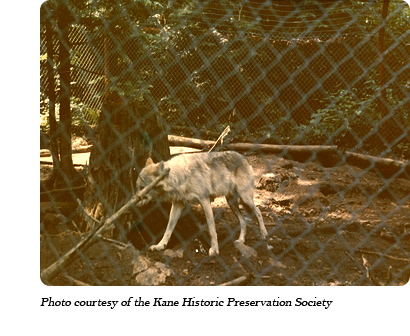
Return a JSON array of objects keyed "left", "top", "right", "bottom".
[{"left": 136, "top": 151, "right": 268, "bottom": 256}]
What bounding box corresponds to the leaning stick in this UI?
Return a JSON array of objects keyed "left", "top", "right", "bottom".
[
  {"left": 218, "top": 275, "right": 249, "bottom": 286},
  {"left": 40, "top": 168, "right": 170, "bottom": 284},
  {"left": 62, "top": 274, "right": 91, "bottom": 286},
  {"left": 208, "top": 125, "right": 230, "bottom": 152}
]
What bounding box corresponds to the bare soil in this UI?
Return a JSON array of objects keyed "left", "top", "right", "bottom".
[{"left": 40, "top": 153, "right": 410, "bottom": 286}]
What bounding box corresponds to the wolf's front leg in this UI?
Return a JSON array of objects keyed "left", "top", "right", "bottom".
[{"left": 150, "top": 201, "right": 185, "bottom": 252}]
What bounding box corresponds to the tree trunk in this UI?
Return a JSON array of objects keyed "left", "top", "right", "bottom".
[
  {"left": 45, "top": 18, "right": 59, "bottom": 170},
  {"left": 83, "top": 26, "right": 170, "bottom": 240},
  {"left": 84, "top": 92, "right": 170, "bottom": 236},
  {"left": 55, "top": 10, "right": 75, "bottom": 189}
]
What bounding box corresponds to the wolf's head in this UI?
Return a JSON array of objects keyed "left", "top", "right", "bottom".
[{"left": 136, "top": 157, "right": 166, "bottom": 207}]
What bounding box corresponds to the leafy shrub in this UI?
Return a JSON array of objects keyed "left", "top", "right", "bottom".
[{"left": 302, "top": 76, "right": 380, "bottom": 149}]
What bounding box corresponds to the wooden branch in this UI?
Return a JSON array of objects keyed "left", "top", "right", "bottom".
[
  {"left": 71, "top": 220, "right": 83, "bottom": 238},
  {"left": 101, "top": 237, "right": 129, "bottom": 249},
  {"left": 218, "top": 275, "right": 249, "bottom": 286},
  {"left": 208, "top": 126, "right": 230, "bottom": 152},
  {"left": 62, "top": 274, "right": 91, "bottom": 286},
  {"left": 216, "top": 257, "right": 251, "bottom": 286},
  {"left": 362, "top": 254, "right": 382, "bottom": 286},
  {"left": 386, "top": 266, "right": 393, "bottom": 285},
  {"left": 357, "top": 249, "right": 409, "bottom": 263},
  {"left": 40, "top": 184, "right": 86, "bottom": 196},
  {"left": 40, "top": 168, "right": 170, "bottom": 284},
  {"left": 41, "top": 215, "right": 106, "bottom": 284}
]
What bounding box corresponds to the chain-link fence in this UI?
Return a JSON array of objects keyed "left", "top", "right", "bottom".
[{"left": 40, "top": 0, "right": 410, "bottom": 286}]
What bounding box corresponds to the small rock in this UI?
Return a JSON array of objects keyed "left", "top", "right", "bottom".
[
  {"left": 281, "top": 162, "right": 294, "bottom": 169},
  {"left": 319, "top": 182, "right": 337, "bottom": 196},
  {"left": 132, "top": 254, "right": 151, "bottom": 274},
  {"left": 132, "top": 254, "right": 174, "bottom": 285},
  {"left": 268, "top": 258, "right": 287, "bottom": 269},
  {"left": 135, "top": 266, "right": 171, "bottom": 286},
  {"left": 163, "top": 249, "right": 184, "bottom": 258},
  {"left": 256, "top": 173, "right": 280, "bottom": 192}
]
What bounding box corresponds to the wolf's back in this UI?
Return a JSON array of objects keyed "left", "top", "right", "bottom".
[{"left": 163, "top": 151, "right": 254, "bottom": 203}]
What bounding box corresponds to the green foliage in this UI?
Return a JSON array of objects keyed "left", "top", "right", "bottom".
[
  {"left": 302, "top": 78, "right": 379, "bottom": 148},
  {"left": 71, "top": 97, "right": 100, "bottom": 135},
  {"left": 40, "top": 96, "right": 99, "bottom": 136},
  {"left": 302, "top": 73, "right": 410, "bottom": 157}
]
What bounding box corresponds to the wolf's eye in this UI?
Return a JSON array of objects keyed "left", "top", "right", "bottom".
[{"left": 136, "top": 176, "right": 147, "bottom": 191}]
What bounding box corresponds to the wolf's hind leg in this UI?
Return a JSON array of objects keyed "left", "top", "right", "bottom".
[
  {"left": 150, "top": 201, "right": 185, "bottom": 251},
  {"left": 239, "top": 193, "right": 268, "bottom": 241},
  {"left": 253, "top": 206, "right": 268, "bottom": 240},
  {"left": 199, "top": 199, "right": 219, "bottom": 256},
  {"left": 226, "top": 194, "right": 247, "bottom": 244}
]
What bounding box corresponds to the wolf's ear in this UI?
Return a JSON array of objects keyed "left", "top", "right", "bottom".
[
  {"left": 157, "top": 161, "right": 165, "bottom": 173},
  {"left": 145, "top": 157, "right": 154, "bottom": 167}
]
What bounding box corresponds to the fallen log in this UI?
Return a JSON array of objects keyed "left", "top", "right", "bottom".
[
  {"left": 345, "top": 151, "right": 410, "bottom": 179},
  {"left": 169, "top": 135, "right": 410, "bottom": 175},
  {"left": 40, "top": 135, "right": 410, "bottom": 178},
  {"left": 168, "top": 135, "right": 214, "bottom": 150},
  {"left": 168, "top": 135, "right": 340, "bottom": 165},
  {"left": 40, "top": 145, "right": 93, "bottom": 157}
]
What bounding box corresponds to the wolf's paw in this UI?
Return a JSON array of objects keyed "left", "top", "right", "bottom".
[
  {"left": 235, "top": 238, "right": 245, "bottom": 244},
  {"left": 150, "top": 244, "right": 165, "bottom": 251},
  {"left": 208, "top": 247, "right": 219, "bottom": 257}
]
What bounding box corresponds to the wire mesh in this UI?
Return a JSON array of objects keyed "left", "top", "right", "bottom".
[{"left": 40, "top": 0, "right": 410, "bottom": 286}]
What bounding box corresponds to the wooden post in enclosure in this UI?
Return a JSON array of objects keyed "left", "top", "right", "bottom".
[{"left": 55, "top": 4, "right": 76, "bottom": 188}]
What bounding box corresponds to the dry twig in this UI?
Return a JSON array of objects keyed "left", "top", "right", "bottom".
[
  {"left": 62, "top": 274, "right": 91, "bottom": 286},
  {"left": 218, "top": 275, "right": 249, "bottom": 286},
  {"left": 357, "top": 249, "right": 409, "bottom": 263},
  {"left": 362, "top": 254, "right": 382, "bottom": 286},
  {"left": 101, "top": 237, "right": 129, "bottom": 249},
  {"left": 40, "top": 184, "right": 86, "bottom": 196}
]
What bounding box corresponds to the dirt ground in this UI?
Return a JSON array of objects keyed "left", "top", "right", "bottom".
[{"left": 40, "top": 153, "right": 410, "bottom": 286}]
